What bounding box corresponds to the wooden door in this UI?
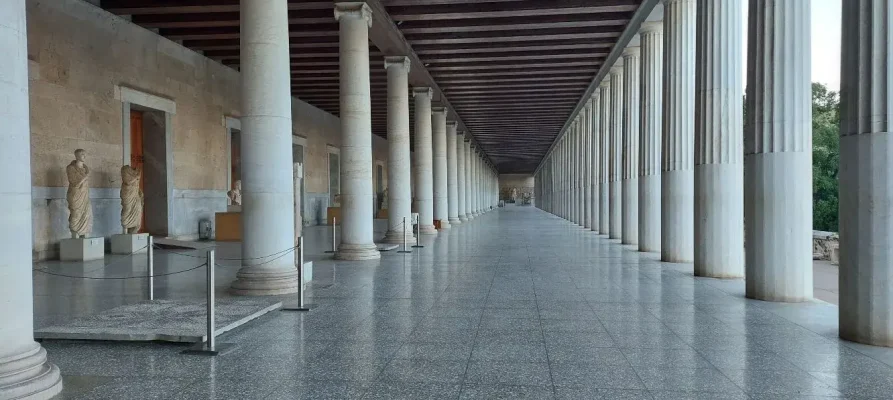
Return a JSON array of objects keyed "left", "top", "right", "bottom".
[{"left": 130, "top": 110, "right": 147, "bottom": 232}]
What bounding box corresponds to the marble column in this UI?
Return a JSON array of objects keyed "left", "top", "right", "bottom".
[
  {"left": 333, "top": 2, "right": 380, "bottom": 261},
  {"left": 638, "top": 21, "right": 664, "bottom": 253},
  {"left": 598, "top": 80, "right": 612, "bottom": 235},
  {"left": 622, "top": 46, "right": 641, "bottom": 246},
  {"left": 457, "top": 132, "right": 468, "bottom": 222},
  {"left": 694, "top": 0, "right": 743, "bottom": 278},
  {"left": 580, "top": 102, "right": 592, "bottom": 230},
  {"left": 464, "top": 139, "right": 474, "bottom": 220},
  {"left": 745, "top": 0, "right": 812, "bottom": 301},
  {"left": 661, "top": 0, "right": 695, "bottom": 263},
  {"left": 570, "top": 121, "right": 579, "bottom": 224},
  {"left": 233, "top": 0, "right": 303, "bottom": 292},
  {"left": 381, "top": 56, "right": 416, "bottom": 245},
  {"left": 839, "top": 0, "right": 893, "bottom": 347},
  {"left": 590, "top": 95, "right": 600, "bottom": 232},
  {"left": 0, "top": 2, "right": 63, "bottom": 398},
  {"left": 609, "top": 63, "right": 624, "bottom": 240},
  {"left": 432, "top": 107, "right": 450, "bottom": 229},
  {"left": 577, "top": 119, "right": 586, "bottom": 226},
  {"left": 471, "top": 147, "right": 479, "bottom": 216},
  {"left": 413, "top": 88, "right": 437, "bottom": 235}
]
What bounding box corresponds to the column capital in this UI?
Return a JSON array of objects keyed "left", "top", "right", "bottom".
[
  {"left": 334, "top": 2, "right": 373, "bottom": 27},
  {"left": 600, "top": 75, "right": 612, "bottom": 86},
  {"left": 384, "top": 55, "right": 411, "bottom": 72},
  {"left": 447, "top": 121, "right": 458, "bottom": 129},
  {"left": 412, "top": 87, "right": 433, "bottom": 99},
  {"left": 639, "top": 20, "right": 663, "bottom": 35},
  {"left": 432, "top": 106, "right": 447, "bottom": 115},
  {"left": 610, "top": 62, "right": 624, "bottom": 76},
  {"left": 457, "top": 131, "right": 465, "bottom": 138},
  {"left": 622, "top": 46, "right": 641, "bottom": 59}
]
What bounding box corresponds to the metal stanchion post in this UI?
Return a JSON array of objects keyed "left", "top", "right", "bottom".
[
  {"left": 147, "top": 236, "right": 154, "bottom": 301},
  {"left": 184, "top": 249, "right": 232, "bottom": 355},
  {"left": 398, "top": 217, "right": 411, "bottom": 253},
  {"left": 283, "top": 237, "right": 314, "bottom": 311},
  {"left": 325, "top": 217, "right": 336, "bottom": 254}
]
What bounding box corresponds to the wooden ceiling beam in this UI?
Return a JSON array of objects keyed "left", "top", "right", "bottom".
[{"left": 388, "top": 0, "right": 639, "bottom": 21}]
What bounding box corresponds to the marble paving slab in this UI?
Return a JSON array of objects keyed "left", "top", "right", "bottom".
[{"left": 34, "top": 298, "right": 282, "bottom": 343}]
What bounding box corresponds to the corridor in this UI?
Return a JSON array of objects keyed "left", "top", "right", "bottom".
[{"left": 44, "top": 207, "right": 893, "bottom": 399}]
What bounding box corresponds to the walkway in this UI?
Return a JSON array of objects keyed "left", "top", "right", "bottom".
[{"left": 37, "top": 207, "right": 893, "bottom": 399}]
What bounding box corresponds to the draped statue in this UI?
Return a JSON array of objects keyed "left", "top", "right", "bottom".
[
  {"left": 228, "top": 180, "right": 242, "bottom": 206},
  {"left": 66, "top": 149, "right": 92, "bottom": 238},
  {"left": 120, "top": 165, "right": 143, "bottom": 234}
]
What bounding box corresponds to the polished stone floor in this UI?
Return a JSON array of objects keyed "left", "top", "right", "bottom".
[{"left": 36, "top": 206, "right": 893, "bottom": 399}]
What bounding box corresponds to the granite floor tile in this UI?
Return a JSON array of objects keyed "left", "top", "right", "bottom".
[
  {"left": 550, "top": 362, "right": 645, "bottom": 390},
  {"left": 459, "top": 384, "right": 555, "bottom": 400},
  {"left": 362, "top": 381, "right": 461, "bottom": 400},
  {"left": 464, "top": 361, "right": 552, "bottom": 386},
  {"left": 377, "top": 359, "right": 468, "bottom": 384}
]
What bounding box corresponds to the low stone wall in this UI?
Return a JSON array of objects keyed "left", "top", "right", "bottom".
[{"left": 813, "top": 230, "right": 839, "bottom": 264}]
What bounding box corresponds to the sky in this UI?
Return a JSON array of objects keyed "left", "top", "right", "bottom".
[{"left": 742, "top": 0, "right": 841, "bottom": 90}]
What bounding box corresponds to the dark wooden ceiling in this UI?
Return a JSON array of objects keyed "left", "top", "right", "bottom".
[{"left": 100, "top": 0, "right": 642, "bottom": 173}]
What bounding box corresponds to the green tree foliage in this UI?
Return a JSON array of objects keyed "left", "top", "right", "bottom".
[{"left": 811, "top": 83, "right": 839, "bottom": 232}]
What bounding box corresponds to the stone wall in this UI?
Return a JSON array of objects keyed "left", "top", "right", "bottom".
[
  {"left": 27, "top": 0, "right": 389, "bottom": 258},
  {"left": 499, "top": 174, "right": 535, "bottom": 203}
]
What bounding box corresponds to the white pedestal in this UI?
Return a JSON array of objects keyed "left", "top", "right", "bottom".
[
  {"left": 227, "top": 205, "right": 242, "bottom": 212},
  {"left": 60, "top": 237, "right": 105, "bottom": 261},
  {"left": 111, "top": 233, "right": 149, "bottom": 255}
]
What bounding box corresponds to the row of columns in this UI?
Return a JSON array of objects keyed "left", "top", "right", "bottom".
[{"left": 535, "top": 0, "right": 893, "bottom": 348}]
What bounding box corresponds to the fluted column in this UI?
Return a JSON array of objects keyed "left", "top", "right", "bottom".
[
  {"left": 447, "top": 122, "right": 460, "bottom": 224},
  {"left": 333, "top": 2, "right": 380, "bottom": 261},
  {"left": 413, "top": 87, "right": 437, "bottom": 235},
  {"left": 745, "top": 0, "right": 812, "bottom": 301},
  {"left": 381, "top": 56, "right": 416, "bottom": 245},
  {"left": 572, "top": 120, "right": 581, "bottom": 225},
  {"left": 577, "top": 119, "right": 586, "bottom": 226},
  {"left": 598, "top": 80, "right": 611, "bottom": 234},
  {"left": 590, "top": 95, "right": 601, "bottom": 232},
  {"left": 0, "top": 1, "right": 63, "bottom": 398},
  {"left": 472, "top": 147, "right": 480, "bottom": 215},
  {"left": 638, "top": 21, "right": 664, "bottom": 253},
  {"left": 661, "top": 0, "right": 695, "bottom": 263},
  {"left": 609, "top": 63, "right": 624, "bottom": 240},
  {"left": 464, "top": 139, "right": 474, "bottom": 220},
  {"left": 694, "top": 0, "right": 743, "bottom": 277},
  {"left": 233, "top": 0, "right": 303, "bottom": 291},
  {"left": 432, "top": 107, "right": 450, "bottom": 229},
  {"left": 622, "top": 46, "right": 641, "bottom": 245},
  {"left": 583, "top": 105, "right": 593, "bottom": 229},
  {"left": 839, "top": 0, "right": 893, "bottom": 347},
  {"left": 457, "top": 132, "right": 468, "bottom": 222}
]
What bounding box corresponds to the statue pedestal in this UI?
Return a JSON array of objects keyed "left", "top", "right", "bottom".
[
  {"left": 111, "top": 233, "right": 149, "bottom": 255},
  {"left": 215, "top": 212, "right": 241, "bottom": 242},
  {"left": 60, "top": 237, "right": 104, "bottom": 261}
]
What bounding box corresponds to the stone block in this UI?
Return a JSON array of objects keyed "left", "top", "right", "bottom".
[
  {"left": 111, "top": 233, "right": 149, "bottom": 255},
  {"left": 60, "top": 237, "right": 104, "bottom": 261}
]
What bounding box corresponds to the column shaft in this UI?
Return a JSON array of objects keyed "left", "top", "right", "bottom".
[
  {"left": 744, "top": 0, "right": 812, "bottom": 301},
  {"left": 0, "top": 1, "right": 63, "bottom": 397},
  {"left": 590, "top": 95, "right": 601, "bottom": 232},
  {"left": 334, "top": 3, "right": 379, "bottom": 260},
  {"left": 234, "top": 0, "right": 302, "bottom": 291},
  {"left": 609, "top": 64, "right": 624, "bottom": 240},
  {"left": 381, "top": 56, "right": 415, "bottom": 245},
  {"left": 583, "top": 106, "right": 593, "bottom": 229},
  {"left": 839, "top": 0, "right": 893, "bottom": 347},
  {"left": 464, "top": 140, "right": 474, "bottom": 220},
  {"left": 639, "top": 21, "right": 664, "bottom": 253},
  {"left": 661, "top": 0, "right": 696, "bottom": 262},
  {"left": 694, "top": 0, "right": 744, "bottom": 277},
  {"left": 413, "top": 88, "right": 437, "bottom": 234},
  {"left": 598, "top": 82, "right": 611, "bottom": 234},
  {"left": 432, "top": 108, "right": 450, "bottom": 229},
  {"left": 457, "top": 133, "right": 467, "bottom": 222},
  {"left": 622, "top": 47, "right": 641, "bottom": 245}
]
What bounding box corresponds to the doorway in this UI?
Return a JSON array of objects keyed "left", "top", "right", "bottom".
[
  {"left": 129, "top": 110, "right": 147, "bottom": 232},
  {"left": 126, "top": 106, "right": 171, "bottom": 237}
]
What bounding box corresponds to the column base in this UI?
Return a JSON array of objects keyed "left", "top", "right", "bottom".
[
  {"left": 231, "top": 267, "right": 300, "bottom": 296},
  {"left": 419, "top": 225, "right": 438, "bottom": 235},
  {"left": 336, "top": 243, "right": 381, "bottom": 261},
  {"left": 463, "top": 214, "right": 474, "bottom": 221},
  {"left": 449, "top": 217, "right": 461, "bottom": 225},
  {"left": 0, "top": 343, "right": 63, "bottom": 400},
  {"left": 380, "top": 230, "right": 417, "bottom": 245},
  {"left": 459, "top": 216, "right": 469, "bottom": 222},
  {"left": 439, "top": 221, "right": 451, "bottom": 230}
]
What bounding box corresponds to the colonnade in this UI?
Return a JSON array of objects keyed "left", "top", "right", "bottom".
[{"left": 535, "top": 0, "right": 893, "bottom": 348}]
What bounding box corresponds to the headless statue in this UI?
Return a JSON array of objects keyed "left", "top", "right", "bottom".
[
  {"left": 120, "top": 165, "right": 144, "bottom": 234},
  {"left": 66, "top": 149, "right": 93, "bottom": 238}
]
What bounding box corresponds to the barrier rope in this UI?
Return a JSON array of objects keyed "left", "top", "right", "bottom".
[{"left": 33, "top": 262, "right": 208, "bottom": 280}]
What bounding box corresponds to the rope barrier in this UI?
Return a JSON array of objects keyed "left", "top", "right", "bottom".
[{"left": 33, "top": 261, "right": 208, "bottom": 280}]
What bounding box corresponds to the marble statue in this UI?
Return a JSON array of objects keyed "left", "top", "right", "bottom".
[
  {"left": 293, "top": 162, "right": 303, "bottom": 239},
  {"left": 510, "top": 188, "right": 518, "bottom": 202},
  {"left": 228, "top": 180, "right": 242, "bottom": 206},
  {"left": 120, "top": 165, "right": 143, "bottom": 234},
  {"left": 66, "top": 149, "right": 92, "bottom": 238},
  {"left": 381, "top": 188, "right": 388, "bottom": 209}
]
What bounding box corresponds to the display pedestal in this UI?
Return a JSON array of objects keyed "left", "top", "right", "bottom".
[
  {"left": 327, "top": 207, "right": 341, "bottom": 225},
  {"left": 111, "top": 233, "right": 149, "bottom": 254},
  {"left": 61, "top": 237, "right": 104, "bottom": 261},
  {"left": 215, "top": 212, "right": 241, "bottom": 242}
]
